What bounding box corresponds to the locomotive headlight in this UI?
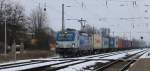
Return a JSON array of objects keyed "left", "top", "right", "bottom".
[{"left": 72, "top": 43, "right": 75, "bottom": 47}]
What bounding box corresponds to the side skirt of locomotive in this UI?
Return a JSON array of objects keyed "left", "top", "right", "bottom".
[{"left": 56, "top": 48, "right": 93, "bottom": 57}]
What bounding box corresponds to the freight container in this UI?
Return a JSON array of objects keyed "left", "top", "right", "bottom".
[
  {"left": 79, "top": 34, "right": 91, "bottom": 48},
  {"left": 128, "top": 41, "right": 132, "bottom": 48},
  {"left": 124, "top": 40, "right": 128, "bottom": 48},
  {"left": 102, "top": 37, "right": 109, "bottom": 48},
  {"left": 92, "top": 34, "right": 102, "bottom": 49},
  {"left": 109, "top": 37, "right": 118, "bottom": 48},
  {"left": 118, "top": 38, "right": 124, "bottom": 48}
]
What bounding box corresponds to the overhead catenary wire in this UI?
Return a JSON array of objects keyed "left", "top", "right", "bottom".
[
  {"left": 72, "top": 0, "right": 106, "bottom": 21},
  {"left": 66, "top": 0, "right": 149, "bottom": 37},
  {"left": 47, "top": 3, "right": 74, "bottom": 19}
]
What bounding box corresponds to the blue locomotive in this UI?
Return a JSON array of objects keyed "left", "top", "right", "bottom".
[{"left": 56, "top": 30, "right": 92, "bottom": 57}]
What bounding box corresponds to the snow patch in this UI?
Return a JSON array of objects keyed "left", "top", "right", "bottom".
[
  {"left": 51, "top": 60, "right": 84, "bottom": 68},
  {"left": 0, "top": 61, "right": 65, "bottom": 71},
  {"left": 140, "top": 51, "right": 150, "bottom": 58},
  {"left": 58, "top": 60, "right": 108, "bottom": 71},
  {"left": 102, "top": 53, "right": 127, "bottom": 59}
]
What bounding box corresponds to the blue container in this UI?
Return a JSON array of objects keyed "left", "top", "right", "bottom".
[
  {"left": 109, "top": 37, "right": 116, "bottom": 48},
  {"left": 124, "top": 40, "right": 130, "bottom": 48},
  {"left": 124, "top": 40, "right": 127, "bottom": 48},
  {"left": 102, "top": 37, "right": 109, "bottom": 48},
  {"left": 79, "top": 34, "right": 90, "bottom": 48},
  {"left": 125, "top": 40, "right": 132, "bottom": 48}
]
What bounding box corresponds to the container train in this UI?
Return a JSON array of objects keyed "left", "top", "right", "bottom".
[{"left": 56, "top": 29, "right": 145, "bottom": 57}]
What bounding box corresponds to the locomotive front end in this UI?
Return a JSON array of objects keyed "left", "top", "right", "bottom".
[{"left": 56, "top": 31, "right": 78, "bottom": 57}]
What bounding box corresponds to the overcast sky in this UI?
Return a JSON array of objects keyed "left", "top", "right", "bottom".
[{"left": 14, "top": 0, "right": 150, "bottom": 43}]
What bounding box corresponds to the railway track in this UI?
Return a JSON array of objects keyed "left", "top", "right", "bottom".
[
  {"left": 28, "top": 51, "right": 127, "bottom": 71},
  {"left": 42, "top": 49, "right": 147, "bottom": 71},
  {"left": 0, "top": 49, "right": 148, "bottom": 71},
  {"left": 43, "top": 51, "right": 127, "bottom": 71}
]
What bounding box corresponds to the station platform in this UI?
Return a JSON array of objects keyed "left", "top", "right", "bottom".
[
  {"left": 129, "top": 58, "right": 150, "bottom": 71},
  {"left": 129, "top": 51, "right": 150, "bottom": 71}
]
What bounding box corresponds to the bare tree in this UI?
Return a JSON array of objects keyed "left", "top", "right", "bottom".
[
  {"left": 28, "top": 4, "right": 51, "bottom": 49},
  {"left": 0, "top": 0, "right": 27, "bottom": 46},
  {"left": 28, "top": 4, "right": 47, "bottom": 35}
]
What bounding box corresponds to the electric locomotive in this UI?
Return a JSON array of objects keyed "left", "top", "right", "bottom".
[{"left": 56, "top": 29, "right": 92, "bottom": 57}]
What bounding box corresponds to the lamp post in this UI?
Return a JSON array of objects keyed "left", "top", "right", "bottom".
[
  {"left": 62, "top": 4, "right": 65, "bottom": 32},
  {"left": 62, "top": 4, "right": 71, "bottom": 32},
  {"left": 4, "top": 11, "right": 7, "bottom": 55},
  {"left": 44, "top": 0, "right": 47, "bottom": 11},
  {"left": 0, "top": 19, "right": 7, "bottom": 55}
]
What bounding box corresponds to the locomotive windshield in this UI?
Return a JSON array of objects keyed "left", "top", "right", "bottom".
[{"left": 56, "top": 32, "right": 75, "bottom": 41}]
